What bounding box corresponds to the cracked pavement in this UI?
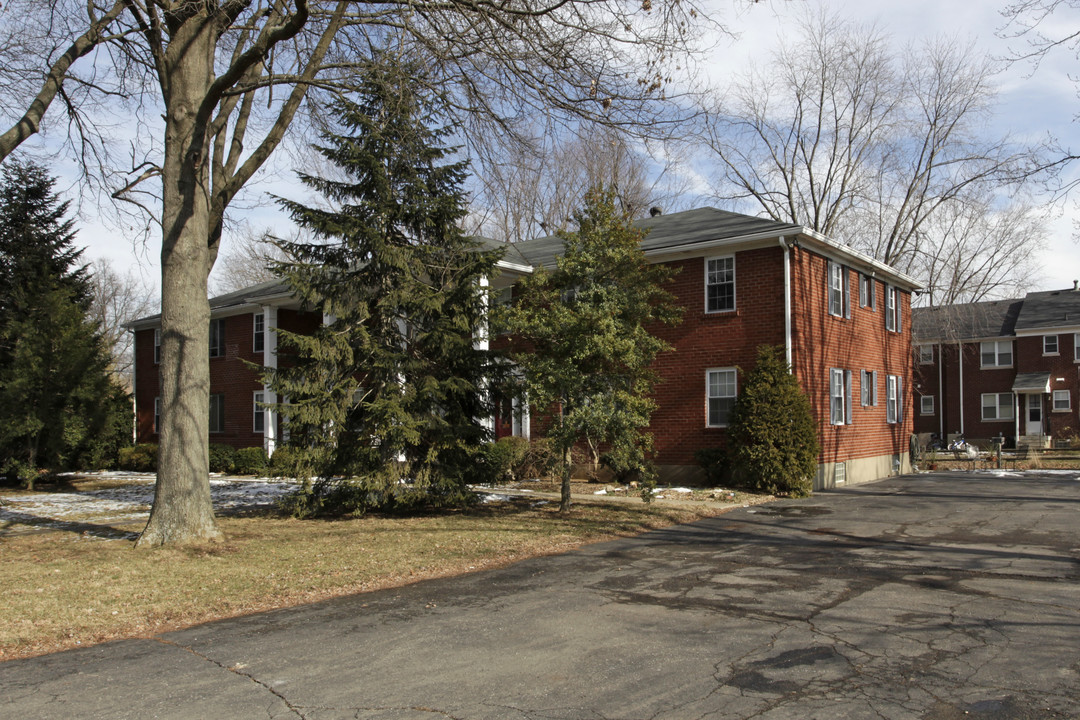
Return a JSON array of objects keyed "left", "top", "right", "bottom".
[{"left": 2, "top": 471, "right": 1079, "bottom": 719}]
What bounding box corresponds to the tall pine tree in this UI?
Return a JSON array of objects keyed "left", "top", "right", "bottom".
[
  {"left": 0, "top": 161, "right": 130, "bottom": 487},
  {"left": 267, "top": 54, "right": 503, "bottom": 515},
  {"left": 496, "top": 189, "right": 683, "bottom": 511}
]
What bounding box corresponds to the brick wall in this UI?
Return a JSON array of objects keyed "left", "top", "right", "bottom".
[{"left": 789, "top": 247, "right": 913, "bottom": 467}]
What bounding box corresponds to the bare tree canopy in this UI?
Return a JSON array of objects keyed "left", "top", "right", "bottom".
[
  {"left": 0, "top": 1, "right": 715, "bottom": 545},
  {"left": 87, "top": 258, "right": 156, "bottom": 389},
  {"left": 469, "top": 127, "right": 692, "bottom": 244},
  {"left": 702, "top": 10, "right": 1049, "bottom": 305}
]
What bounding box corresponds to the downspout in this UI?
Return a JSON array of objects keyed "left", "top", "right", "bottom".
[
  {"left": 130, "top": 328, "right": 137, "bottom": 443},
  {"left": 958, "top": 340, "right": 965, "bottom": 435},
  {"left": 779, "top": 237, "right": 793, "bottom": 370},
  {"left": 934, "top": 341, "right": 943, "bottom": 438}
]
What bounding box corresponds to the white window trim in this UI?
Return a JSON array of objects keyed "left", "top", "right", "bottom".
[
  {"left": 153, "top": 328, "right": 161, "bottom": 364},
  {"left": 253, "top": 313, "right": 265, "bottom": 354},
  {"left": 981, "top": 340, "right": 1013, "bottom": 368},
  {"left": 254, "top": 391, "right": 265, "bottom": 433},
  {"left": 210, "top": 318, "right": 226, "bottom": 358},
  {"left": 827, "top": 261, "right": 850, "bottom": 318},
  {"left": 1053, "top": 389, "right": 1071, "bottom": 412},
  {"left": 830, "top": 368, "right": 847, "bottom": 425},
  {"left": 885, "top": 286, "right": 901, "bottom": 332},
  {"left": 886, "top": 375, "right": 900, "bottom": 424},
  {"left": 154, "top": 396, "right": 161, "bottom": 434},
  {"left": 1044, "top": 335, "right": 1059, "bottom": 356},
  {"left": 981, "top": 392, "right": 1015, "bottom": 422},
  {"left": 917, "top": 345, "right": 933, "bottom": 364},
  {"left": 706, "top": 367, "right": 737, "bottom": 428},
  {"left": 704, "top": 255, "right": 736, "bottom": 314},
  {"left": 1074, "top": 332, "right": 1080, "bottom": 362},
  {"left": 858, "top": 273, "right": 876, "bottom": 311},
  {"left": 209, "top": 393, "right": 225, "bottom": 433},
  {"left": 920, "top": 395, "right": 935, "bottom": 415}
]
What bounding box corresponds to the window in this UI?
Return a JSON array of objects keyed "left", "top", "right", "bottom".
[
  {"left": 920, "top": 395, "right": 935, "bottom": 415},
  {"left": 886, "top": 375, "right": 903, "bottom": 424},
  {"left": 981, "top": 392, "right": 1014, "bottom": 421},
  {"left": 706, "top": 368, "right": 737, "bottom": 427},
  {"left": 885, "top": 286, "right": 901, "bottom": 332},
  {"left": 834, "top": 462, "right": 847, "bottom": 486},
  {"left": 253, "top": 313, "right": 265, "bottom": 354},
  {"left": 1044, "top": 335, "right": 1059, "bottom": 355},
  {"left": 705, "top": 256, "right": 735, "bottom": 313},
  {"left": 210, "top": 318, "right": 226, "bottom": 358},
  {"left": 253, "top": 392, "right": 265, "bottom": 433},
  {"left": 858, "top": 274, "right": 876, "bottom": 310},
  {"left": 1054, "top": 390, "right": 1071, "bottom": 412},
  {"left": 827, "top": 261, "right": 849, "bottom": 318},
  {"left": 153, "top": 329, "right": 161, "bottom": 364},
  {"left": 918, "top": 345, "right": 933, "bottom": 364},
  {"left": 209, "top": 393, "right": 225, "bottom": 433},
  {"left": 154, "top": 397, "right": 161, "bottom": 434},
  {"left": 980, "top": 340, "right": 1013, "bottom": 368},
  {"left": 830, "top": 368, "right": 852, "bottom": 424},
  {"left": 1074, "top": 333, "right": 1080, "bottom": 362},
  {"left": 860, "top": 369, "right": 878, "bottom": 407}
]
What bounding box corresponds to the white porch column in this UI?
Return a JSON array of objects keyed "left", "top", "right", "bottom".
[
  {"left": 262, "top": 305, "right": 278, "bottom": 457},
  {"left": 476, "top": 276, "right": 494, "bottom": 435}
]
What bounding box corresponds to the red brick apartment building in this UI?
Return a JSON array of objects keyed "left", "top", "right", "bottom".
[
  {"left": 130, "top": 208, "right": 918, "bottom": 489},
  {"left": 913, "top": 287, "right": 1080, "bottom": 449}
]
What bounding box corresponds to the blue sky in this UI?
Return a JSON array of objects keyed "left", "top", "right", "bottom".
[{"left": 66, "top": 0, "right": 1080, "bottom": 297}]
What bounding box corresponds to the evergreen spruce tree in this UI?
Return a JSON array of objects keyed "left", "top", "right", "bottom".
[
  {"left": 0, "top": 161, "right": 130, "bottom": 487},
  {"left": 496, "top": 189, "right": 683, "bottom": 511},
  {"left": 267, "top": 54, "right": 503, "bottom": 515},
  {"left": 727, "top": 345, "right": 820, "bottom": 497}
]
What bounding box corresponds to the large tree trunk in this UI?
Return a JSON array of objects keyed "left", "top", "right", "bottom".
[{"left": 137, "top": 15, "right": 221, "bottom": 547}]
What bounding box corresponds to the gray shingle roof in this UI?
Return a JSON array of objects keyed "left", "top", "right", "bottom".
[
  {"left": 1013, "top": 288, "right": 1080, "bottom": 331},
  {"left": 511, "top": 207, "right": 801, "bottom": 267},
  {"left": 912, "top": 299, "right": 1024, "bottom": 342}
]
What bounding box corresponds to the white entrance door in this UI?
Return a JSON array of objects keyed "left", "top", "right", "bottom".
[{"left": 1027, "top": 394, "right": 1043, "bottom": 436}]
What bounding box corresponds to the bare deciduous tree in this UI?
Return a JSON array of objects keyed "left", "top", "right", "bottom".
[
  {"left": 0, "top": 1, "right": 714, "bottom": 545},
  {"left": 210, "top": 225, "right": 289, "bottom": 295},
  {"left": 470, "top": 127, "right": 692, "bottom": 243},
  {"left": 87, "top": 258, "right": 157, "bottom": 390},
  {"left": 703, "top": 11, "right": 1047, "bottom": 305}
]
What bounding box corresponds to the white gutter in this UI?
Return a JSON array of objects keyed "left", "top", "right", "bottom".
[{"left": 779, "top": 237, "right": 793, "bottom": 370}]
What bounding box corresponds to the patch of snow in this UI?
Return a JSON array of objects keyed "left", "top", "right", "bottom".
[
  {"left": 668, "top": 487, "right": 693, "bottom": 494},
  {"left": 593, "top": 489, "right": 607, "bottom": 495}
]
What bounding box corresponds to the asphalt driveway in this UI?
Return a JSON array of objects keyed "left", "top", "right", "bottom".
[{"left": 3, "top": 470, "right": 1078, "bottom": 719}]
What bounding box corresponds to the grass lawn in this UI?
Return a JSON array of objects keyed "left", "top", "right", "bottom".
[{"left": 0, "top": 495, "right": 752, "bottom": 661}]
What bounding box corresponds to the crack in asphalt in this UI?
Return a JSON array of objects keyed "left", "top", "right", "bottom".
[{"left": 152, "top": 637, "right": 305, "bottom": 719}]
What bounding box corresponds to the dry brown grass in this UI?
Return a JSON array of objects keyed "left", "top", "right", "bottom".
[{"left": 0, "top": 497, "right": 746, "bottom": 661}]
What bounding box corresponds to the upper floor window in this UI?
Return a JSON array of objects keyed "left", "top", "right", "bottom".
[
  {"left": 1074, "top": 332, "right": 1080, "bottom": 362},
  {"left": 918, "top": 345, "right": 933, "bottom": 364},
  {"left": 210, "top": 318, "right": 226, "bottom": 358},
  {"left": 154, "top": 397, "right": 161, "bottom": 433},
  {"left": 705, "top": 256, "right": 735, "bottom": 313},
  {"left": 153, "top": 329, "right": 161, "bottom": 364},
  {"left": 706, "top": 368, "right": 737, "bottom": 427},
  {"left": 253, "top": 313, "right": 265, "bottom": 354},
  {"left": 858, "top": 273, "right": 876, "bottom": 310},
  {"left": 980, "top": 340, "right": 1012, "bottom": 368},
  {"left": 1044, "top": 335, "right": 1059, "bottom": 355},
  {"left": 886, "top": 374, "right": 902, "bottom": 424},
  {"left": 827, "top": 261, "right": 850, "bottom": 318},
  {"left": 830, "top": 368, "right": 852, "bottom": 424},
  {"left": 884, "top": 285, "right": 901, "bottom": 332}
]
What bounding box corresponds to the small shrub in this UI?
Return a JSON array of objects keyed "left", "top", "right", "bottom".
[
  {"left": 478, "top": 436, "right": 531, "bottom": 485},
  {"left": 519, "top": 438, "right": 558, "bottom": 480},
  {"left": 233, "top": 447, "right": 269, "bottom": 475},
  {"left": 268, "top": 445, "right": 308, "bottom": 478},
  {"left": 208, "top": 443, "right": 237, "bottom": 473},
  {"left": 117, "top": 443, "right": 158, "bottom": 472},
  {"left": 694, "top": 447, "right": 730, "bottom": 485},
  {"left": 601, "top": 440, "right": 654, "bottom": 484}
]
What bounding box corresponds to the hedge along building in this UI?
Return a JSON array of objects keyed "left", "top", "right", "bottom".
[{"left": 128, "top": 208, "right": 918, "bottom": 489}]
